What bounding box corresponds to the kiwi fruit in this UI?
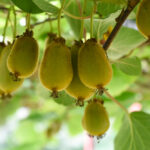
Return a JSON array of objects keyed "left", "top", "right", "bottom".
[
  {"left": 7, "top": 30, "right": 39, "bottom": 79},
  {"left": 0, "top": 44, "right": 24, "bottom": 94},
  {"left": 39, "top": 37, "right": 73, "bottom": 97},
  {"left": 66, "top": 41, "right": 95, "bottom": 106},
  {"left": 136, "top": 0, "right": 150, "bottom": 38},
  {"left": 82, "top": 99, "right": 110, "bottom": 137},
  {"left": 78, "top": 38, "right": 112, "bottom": 91}
]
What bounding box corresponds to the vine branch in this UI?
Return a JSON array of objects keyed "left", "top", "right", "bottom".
[
  {"left": 103, "top": 89, "right": 129, "bottom": 116},
  {"left": 103, "top": 0, "right": 140, "bottom": 51},
  {"left": 30, "top": 17, "right": 64, "bottom": 28},
  {"left": 2, "top": 7, "right": 11, "bottom": 43}
]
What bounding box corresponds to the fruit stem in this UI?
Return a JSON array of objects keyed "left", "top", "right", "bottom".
[
  {"left": 2, "top": 7, "right": 11, "bottom": 43},
  {"left": 26, "top": 13, "right": 31, "bottom": 31},
  {"left": 103, "top": 0, "right": 140, "bottom": 51},
  {"left": 58, "top": 0, "right": 66, "bottom": 37},
  {"left": 49, "top": 15, "right": 53, "bottom": 32},
  {"left": 90, "top": 3, "right": 97, "bottom": 39},
  {"left": 103, "top": 89, "right": 134, "bottom": 137},
  {"left": 12, "top": 5, "right": 17, "bottom": 40},
  {"left": 97, "top": 20, "right": 101, "bottom": 43},
  {"left": 80, "top": 0, "right": 87, "bottom": 40},
  {"left": 103, "top": 89, "right": 130, "bottom": 117}
]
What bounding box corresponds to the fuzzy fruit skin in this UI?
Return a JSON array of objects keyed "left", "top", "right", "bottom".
[
  {"left": 82, "top": 100, "right": 110, "bottom": 136},
  {"left": 136, "top": 0, "right": 150, "bottom": 38},
  {"left": 78, "top": 39, "right": 112, "bottom": 89},
  {"left": 39, "top": 38, "right": 73, "bottom": 92},
  {"left": 0, "top": 45, "right": 24, "bottom": 94},
  {"left": 66, "top": 41, "right": 94, "bottom": 101},
  {"left": 7, "top": 35, "right": 39, "bottom": 78}
]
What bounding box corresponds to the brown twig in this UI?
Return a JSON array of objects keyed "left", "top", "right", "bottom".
[
  {"left": 103, "top": 0, "right": 140, "bottom": 51},
  {"left": 30, "top": 16, "right": 64, "bottom": 28}
]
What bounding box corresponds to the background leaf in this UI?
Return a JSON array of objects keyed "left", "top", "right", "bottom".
[
  {"left": 115, "top": 111, "right": 150, "bottom": 150},
  {"left": 11, "top": 0, "right": 43, "bottom": 13},
  {"left": 108, "top": 27, "right": 146, "bottom": 60},
  {"left": 106, "top": 65, "right": 137, "bottom": 96},
  {"left": 115, "top": 57, "right": 142, "bottom": 76},
  {"left": 33, "top": 0, "right": 59, "bottom": 15}
]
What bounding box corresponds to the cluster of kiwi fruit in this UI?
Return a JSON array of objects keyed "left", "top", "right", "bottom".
[
  {"left": 0, "top": 26, "right": 112, "bottom": 137},
  {"left": 39, "top": 32, "right": 112, "bottom": 137},
  {"left": 0, "top": 0, "right": 149, "bottom": 138}
]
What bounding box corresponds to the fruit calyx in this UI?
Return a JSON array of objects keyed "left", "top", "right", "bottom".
[
  {"left": 54, "top": 37, "right": 65, "bottom": 44},
  {"left": 9, "top": 72, "right": 21, "bottom": 82},
  {"left": 23, "top": 29, "right": 33, "bottom": 37},
  {"left": 76, "top": 97, "right": 84, "bottom": 107},
  {"left": 51, "top": 88, "right": 59, "bottom": 98},
  {"left": 48, "top": 32, "right": 57, "bottom": 40}
]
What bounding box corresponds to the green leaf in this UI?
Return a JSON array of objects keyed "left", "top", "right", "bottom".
[
  {"left": 67, "top": 108, "right": 83, "bottom": 135},
  {"left": 63, "top": 0, "right": 82, "bottom": 38},
  {"left": 96, "top": 0, "right": 126, "bottom": 5},
  {"left": 115, "top": 111, "right": 150, "bottom": 150},
  {"left": 84, "top": 10, "right": 119, "bottom": 38},
  {"left": 33, "top": 0, "right": 59, "bottom": 15},
  {"left": 53, "top": 91, "right": 75, "bottom": 106},
  {"left": 26, "top": 112, "right": 58, "bottom": 122},
  {"left": 97, "top": 1, "right": 123, "bottom": 19},
  {"left": 106, "top": 65, "right": 137, "bottom": 96},
  {"left": 108, "top": 27, "right": 146, "bottom": 60},
  {"left": 11, "top": 0, "right": 43, "bottom": 13},
  {"left": 115, "top": 57, "right": 142, "bottom": 76}
]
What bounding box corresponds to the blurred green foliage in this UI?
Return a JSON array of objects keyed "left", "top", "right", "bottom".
[{"left": 0, "top": 0, "right": 150, "bottom": 150}]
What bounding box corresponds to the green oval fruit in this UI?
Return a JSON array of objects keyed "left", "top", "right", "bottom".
[
  {"left": 78, "top": 38, "right": 112, "bottom": 89},
  {"left": 66, "top": 41, "right": 95, "bottom": 106},
  {"left": 39, "top": 37, "right": 73, "bottom": 97},
  {"left": 7, "top": 30, "right": 39, "bottom": 79},
  {"left": 0, "top": 44, "right": 24, "bottom": 94},
  {"left": 136, "top": 0, "right": 150, "bottom": 38},
  {"left": 82, "top": 99, "right": 110, "bottom": 136},
  {"left": 45, "top": 33, "right": 57, "bottom": 48}
]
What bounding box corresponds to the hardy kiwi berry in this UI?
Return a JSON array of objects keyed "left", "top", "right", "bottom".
[
  {"left": 0, "top": 44, "right": 24, "bottom": 94},
  {"left": 39, "top": 37, "right": 73, "bottom": 97},
  {"left": 66, "top": 41, "right": 95, "bottom": 106},
  {"left": 7, "top": 30, "right": 39, "bottom": 80},
  {"left": 82, "top": 99, "right": 110, "bottom": 137},
  {"left": 78, "top": 38, "right": 112, "bottom": 92},
  {"left": 136, "top": 0, "right": 150, "bottom": 38}
]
